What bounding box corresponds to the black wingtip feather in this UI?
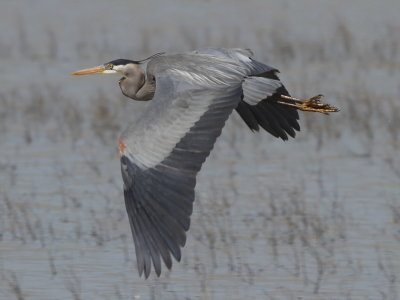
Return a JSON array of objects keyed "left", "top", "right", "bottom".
[
  {"left": 235, "top": 101, "right": 260, "bottom": 131},
  {"left": 236, "top": 92, "right": 300, "bottom": 140},
  {"left": 236, "top": 68, "right": 301, "bottom": 139},
  {"left": 262, "top": 103, "right": 297, "bottom": 138}
]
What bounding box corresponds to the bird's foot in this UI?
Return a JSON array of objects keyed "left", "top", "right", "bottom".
[{"left": 275, "top": 94, "right": 340, "bottom": 115}]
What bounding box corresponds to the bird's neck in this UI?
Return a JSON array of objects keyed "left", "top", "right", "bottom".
[
  {"left": 119, "top": 67, "right": 155, "bottom": 101},
  {"left": 135, "top": 75, "right": 155, "bottom": 101}
]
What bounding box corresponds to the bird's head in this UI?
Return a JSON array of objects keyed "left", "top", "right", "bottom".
[
  {"left": 71, "top": 59, "right": 149, "bottom": 100},
  {"left": 71, "top": 59, "right": 140, "bottom": 77},
  {"left": 71, "top": 52, "right": 164, "bottom": 101},
  {"left": 71, "top": 52, "right": 164, "bottom": 77}
]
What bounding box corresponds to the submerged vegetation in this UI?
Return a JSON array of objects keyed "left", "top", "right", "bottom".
[{"left": 1, "top": 2, "right": 399, "bottom": 298}]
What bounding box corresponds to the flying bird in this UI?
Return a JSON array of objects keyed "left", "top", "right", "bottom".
[{"left": 71, "top": 47, "right": 338, "bottom": 278}]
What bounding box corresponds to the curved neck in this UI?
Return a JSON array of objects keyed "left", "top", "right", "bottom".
[
  {"left": 135, "top": 75, "right": 156, "bottom": 101},
  {"left": 119, "top": 65, "right": 155, "bottom": 101}
]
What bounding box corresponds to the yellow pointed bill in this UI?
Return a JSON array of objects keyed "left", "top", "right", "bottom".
[{"left": 70, "top": 65, "right": 106, "bottom": 75}]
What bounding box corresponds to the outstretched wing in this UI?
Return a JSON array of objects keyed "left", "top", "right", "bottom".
[{"left": 119, "top": 53, "right": 246, "bottom": 278}]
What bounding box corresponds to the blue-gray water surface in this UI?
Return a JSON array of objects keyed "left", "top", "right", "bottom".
[{"left": 1, "top": 0, "right": 400, "bottom": 299}]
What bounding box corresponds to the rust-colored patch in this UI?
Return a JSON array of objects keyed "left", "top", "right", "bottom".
[{"left": 118, "top": 139, "right": 126, "bottom": 156}]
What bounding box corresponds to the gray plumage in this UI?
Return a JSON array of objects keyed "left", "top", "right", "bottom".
[
  {"left": 72, "top": 47, "right": 303, "bottom": 278},
  {"left": 118, "top": 48, "right": 300, "bottom": 277}
]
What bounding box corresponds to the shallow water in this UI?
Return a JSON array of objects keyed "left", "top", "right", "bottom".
[
  {"left": 1, "top": 0, "right": 400, "bottom": 299},
  {"left": 2, "top": 124, "right": 399, "bottom": 299}
]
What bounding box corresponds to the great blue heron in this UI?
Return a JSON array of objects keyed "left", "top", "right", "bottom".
[{"left": 71, "top": 47, "right": 338, "bottom": 278}]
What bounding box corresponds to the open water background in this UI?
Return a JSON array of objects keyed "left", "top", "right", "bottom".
[{"left": 1, "top": 0, "right": 400, "bottom": 299}]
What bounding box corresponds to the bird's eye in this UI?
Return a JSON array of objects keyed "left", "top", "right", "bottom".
[{"left": 106, "top": 63, "right": 114, "bottom": 70}]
